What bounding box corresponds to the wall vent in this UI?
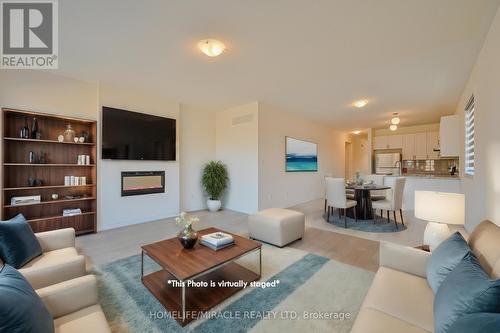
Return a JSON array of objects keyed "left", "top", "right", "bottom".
[{"left": 232, "top": 113, "right": 253, "bottom": 125}]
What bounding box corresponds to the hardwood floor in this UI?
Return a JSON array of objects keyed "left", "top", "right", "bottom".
[{"left": 289, "top": 228, "right": 379, "bottom": 272}]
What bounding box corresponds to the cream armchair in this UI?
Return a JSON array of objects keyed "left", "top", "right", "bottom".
[
  {"left": 19, "top": 228, "right": 86, "bottom": 289},
  {"left": 37, "top": 275, "right": 110, "bottom": 333}
]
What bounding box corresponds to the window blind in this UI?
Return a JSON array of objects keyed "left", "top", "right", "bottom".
[{"left": 465, "top": 96, "right": 475, "bottom": 176}]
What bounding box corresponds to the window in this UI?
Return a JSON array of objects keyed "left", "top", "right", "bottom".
[{"left": 465, "top": 96, "right": 475, "bottom": 176}]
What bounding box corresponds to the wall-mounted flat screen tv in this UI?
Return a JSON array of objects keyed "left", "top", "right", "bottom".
[{"left": 102, "top": 106, "right": 176, "bottom": 161}]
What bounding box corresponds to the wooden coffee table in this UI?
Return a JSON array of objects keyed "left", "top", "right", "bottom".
[{"left": 141, "top": 227, "right": 262, "bottom": 326}]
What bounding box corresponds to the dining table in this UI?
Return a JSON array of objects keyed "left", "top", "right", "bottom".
[{"left": 345, "top": 184, "right": 391, "bottom": 220}]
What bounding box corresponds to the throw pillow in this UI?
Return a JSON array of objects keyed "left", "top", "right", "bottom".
[
  {"left": 0, "top": 214, "right": 42, "bottom": 268},
  {"left": 434, "top": 253, "right": 500, "bottom": 333},
  {"left": 448, "top": 313, "right": 500, "bottom": 333},
  {"left": 0, "top": 264, "right": 54, "bottom": 333},
  {"left": 426, "top": 231, "right": 470, "bottom": 293}
]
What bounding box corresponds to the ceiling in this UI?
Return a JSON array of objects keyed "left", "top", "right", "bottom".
[{"left": 57, "top": 0, "right": 500, "bottom": 130}]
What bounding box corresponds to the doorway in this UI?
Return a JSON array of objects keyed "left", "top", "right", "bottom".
[{"left": 345, "top": 141, "right": 353, "bottom": 180}]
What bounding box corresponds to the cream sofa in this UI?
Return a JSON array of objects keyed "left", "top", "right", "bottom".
[
  {"left": 351, "top": 220, "right": 500, "bottom": 333},
  {"left": 20, "top": 228, "right": 86, "bottom": 289},
  {"left": 37, "top": 274, "right": 111, "bottom": 333}
]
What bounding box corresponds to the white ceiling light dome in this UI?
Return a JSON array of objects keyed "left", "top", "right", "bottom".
[
  {"left": 198, "top": 39, "right": 226, "bottom": 57},
  {"left": 389, "top": 124, "right": 398, "bottom": 131},
  {"left": 391, "top": 113, "right": 400, "bottom": 125}
]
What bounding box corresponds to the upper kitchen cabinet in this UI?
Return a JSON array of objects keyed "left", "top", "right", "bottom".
[
  {"left": 440, "top": 115, "right": 460, "bottom": 157},
  {"left": 402, "top": 134, "right": 416, "bottom": 160},
  {"left": 373, "top": 135, "right": 388, "bottom": 149},
  {"left": 415, "top": 132, "right": 428, "bottom": 159},
  {"left": 388, "top": 135, "right": 403, "bottom": 149},
  {"left": 427, "top": 131, "right": 440, "bottom": 159},
  {"left": 373, "top": 135, "right": 402, "bottom": 150}
]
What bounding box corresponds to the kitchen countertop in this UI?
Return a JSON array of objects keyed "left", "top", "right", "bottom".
[{"left": 397, "top": 174, "right": 460, "bottom": 180}]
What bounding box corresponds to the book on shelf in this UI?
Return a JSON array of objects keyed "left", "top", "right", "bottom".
[
  {"left": 62, "top": 208, "right": 82, "bottom": 217},
  {"left": 11, "top": 195, "right": 41, "bottom": 205},
  {"left": 200, "top": 239, "right": 234, "bottom": 251},
  {"left": 200, "top": 232, "right": 234, "bottom": 247}
]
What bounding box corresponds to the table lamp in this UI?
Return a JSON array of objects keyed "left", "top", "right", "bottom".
[{"left": 415, "top": 191, "right": 465, "bottom": 251}]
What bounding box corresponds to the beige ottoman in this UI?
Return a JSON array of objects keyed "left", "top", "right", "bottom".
[{"left": 248, "top": 208, "right": 305, "bottom": 247}]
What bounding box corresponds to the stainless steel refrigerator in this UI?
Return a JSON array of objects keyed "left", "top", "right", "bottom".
[{"left": 374, "top": 152, "right": 402, "bottom": 175}]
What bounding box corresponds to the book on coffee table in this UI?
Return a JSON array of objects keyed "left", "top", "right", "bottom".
[
  {"left": 200, "top": 239, "right": 234, "bottom": 251},
  {"left": 201, "top": 232, "right": 234, "bottom": 247}
]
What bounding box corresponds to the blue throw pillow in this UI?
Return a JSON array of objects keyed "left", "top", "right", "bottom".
[
  {"left": 0, "top": 214, "right": 42, "bottom": 268},
  {"left": 434, "top": 253, "right": 500, "bottom": 333},
  {"left": 426, "top": 232, "right": 470, "bottom": 293},
  {"left": 0, "top": 264, "right": 54, "bottom": 333},
  {"left": 448, "top": 313, "right": 500, "bottom": 333}
]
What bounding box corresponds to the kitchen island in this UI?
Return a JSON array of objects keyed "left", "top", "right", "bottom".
[{"left": 385, "top": 175, "right": 461, "bottom": 210}]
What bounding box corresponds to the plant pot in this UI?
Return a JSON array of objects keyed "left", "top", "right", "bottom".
[
  {"left": 207, "top": 199, "right": 222, "bottom": 212},
  {"left": 177, "top": 225, "right": 198, "bottom": 249}
]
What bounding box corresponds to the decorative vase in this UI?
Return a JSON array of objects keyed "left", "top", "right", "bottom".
[
  {"left": 207, "top": 199, "right": 222, "bottom": 212},
  {"left": 63, "top": 124, "right": 75, "bottom": 142},
  {"left": 177, "top": 225, "right": 198, "bottom": 249}
]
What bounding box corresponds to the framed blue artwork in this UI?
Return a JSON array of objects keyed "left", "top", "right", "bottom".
[{"left": 285, "top": 137, "right": 318, "bottom": 172}]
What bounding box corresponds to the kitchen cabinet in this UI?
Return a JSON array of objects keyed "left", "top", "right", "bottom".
[
  {"left": 402, "top": 134, "right": 416, "bottom": 160},
  {"left": 373, "top": 136, "right": 388, "bottom": 150},
  {"left": 388, "top": 135, "right": 403, "bottom": 149},
  {"left": 427, "top": 131, "right": 440, "bottom": 159},
  {"left": 440, "top": 115, "right": 460, "bottom": 157},
  {"left": 415, "top": 133, "right": 428, "bottom": 159},
  {"left": 373, "top": 135, "right": 402, "bottom": 150}
]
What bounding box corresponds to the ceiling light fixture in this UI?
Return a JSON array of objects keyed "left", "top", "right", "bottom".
[
  {"left": 391, "top": 113, "right": 400, "bottom": 125},
  {"left": 352, "top": 99, "right": 368, "bottom": 108},
  {"left": 389, "top": 124, "right": 398, "bottom": 131},
  {"left": 353, "top": 130, "right": 361, "bottom": 135},
  {"left": 198, "top": 39, "right": 225, "bottom": 57}
]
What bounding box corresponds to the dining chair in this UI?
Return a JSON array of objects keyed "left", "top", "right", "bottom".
[
  {"left": 365, "top": 174, "right": 386, "bottom": 201},
  {"left": 372, "top": 177, "right": 406, "bottom": 229},
  {"left": 326, "top": 177, "right": 357, "bottom": 228}
]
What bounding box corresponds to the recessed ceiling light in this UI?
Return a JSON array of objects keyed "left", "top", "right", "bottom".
[
  {"left": 352, "top": 99, "right": 368, "bottom": 108},
  {"left": 389, "top": 124, "right": 398, "bottom": 131},
  {"left": 352, "top": 130, "right": 361, "bottom": 135},
  {"left": 391, "top": 113, "right": 400, "bottom": 125},
  {"left": 198, "top": 39, "right": 225, "bottom": 57}
]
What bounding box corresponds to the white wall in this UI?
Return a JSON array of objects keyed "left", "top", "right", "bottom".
[
  {"left": 179, "top": 105, "right": 216, "bottom": 211},
  {"left": 215, "top": 102, "right": 259, "bottom": 214},
  {"left": 456, "top": 6, "right": 500, "bottom": 231},
  {"left": 258, "top": 104, "right": 347, "bottom": 210},
  {"left": 0, "top": 71, "right": 98, "bottom": 119},
  {"left": 98, "top": 82, "right": 180, "bottom": 230},
  {"left": 350, "top": 134, "right": 370, "bottom": 176}
]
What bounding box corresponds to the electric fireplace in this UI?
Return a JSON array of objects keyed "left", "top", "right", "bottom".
[{"left": 121, "top": 171, "right": 165, "bottom": 196}]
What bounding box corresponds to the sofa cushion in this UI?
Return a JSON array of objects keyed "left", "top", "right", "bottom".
[
  {"left": 0, "top": 214, "right": 42, "bottom": 269},
  {"left": 22, "top": 247, "right": 78, "bottom": 269},
  {"left": 426, "top": 232, "right": 470, "bottom": 293},
  {"left": 434, "top": 253, "right": 500, "bottom": 333},
  {"left": 448, "top": 313, "right": 500, "bottom": 333},
  {"left": 351, "top": 307, "right": 431, "bottom": 333},
  {"left": 53, "top": 304, "right": 110, "bottom": 333},
  {"left": 468, "top": 220, "right": 500, "bottom": 278},
  {"left": 0, "top": 264, "right": 54, "bottom": 333},
  {"left": 361, "top": 267, "right": 434, "bottom": 332}
]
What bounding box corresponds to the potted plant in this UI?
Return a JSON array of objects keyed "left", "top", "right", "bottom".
[
  {"left": 201, "top": 161, "right": 229, "bottom": 212},
  {"left": 175, "top": 212, "right": 200, "bottom": 249}
]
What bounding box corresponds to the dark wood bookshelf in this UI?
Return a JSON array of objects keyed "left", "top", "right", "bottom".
[{"left": 2, "top": 108, "right": 97, "bottom": 234}]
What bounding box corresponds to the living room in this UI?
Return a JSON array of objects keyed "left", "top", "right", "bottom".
[{"left": 1, "top": 1, "right": 500, "bottom": 332}]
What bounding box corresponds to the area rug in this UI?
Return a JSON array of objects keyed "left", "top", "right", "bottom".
[
  {"left": 95, "top": 245, "right": 374, "bottom": 333},
  {"left": 323, "top": 213, "right": 407, "bottom": 232}
]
